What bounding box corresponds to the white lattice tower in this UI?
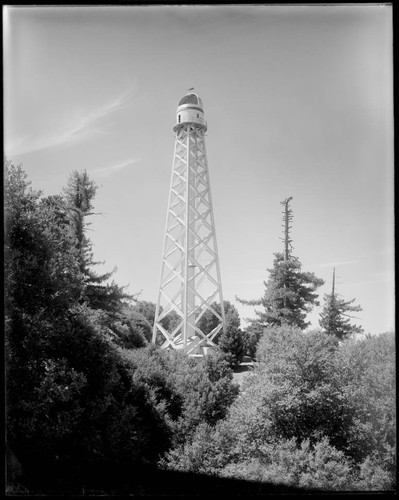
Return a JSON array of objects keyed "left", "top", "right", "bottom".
[{"left": 152, "top": 92, "right": 225, "bottom": 356}]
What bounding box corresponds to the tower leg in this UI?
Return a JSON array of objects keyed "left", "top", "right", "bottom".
[{"left": 187, "top": 264, "right": 196, "bottom": 340}]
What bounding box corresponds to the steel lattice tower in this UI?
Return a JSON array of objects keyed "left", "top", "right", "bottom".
[{"left": 152, "top": 91, "right": 225, "bottom": 356}]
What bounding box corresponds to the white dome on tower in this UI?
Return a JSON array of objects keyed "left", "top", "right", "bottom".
[
  {"left": 174, "top": 91, "right": 207, "bottom": 131},
  {"left": 178, "top": 93, "right": 204, "bottom": 109}
]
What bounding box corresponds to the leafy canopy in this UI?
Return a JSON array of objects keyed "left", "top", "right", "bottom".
[
  {"left": 240, "top": 252, "right": 324, "bottom": 331},
  {"left": 197, "top": 301, "right": 246, "bottom": 367},
  {"left": 320, "top": 293, "right": 363, "bottom": 340}
]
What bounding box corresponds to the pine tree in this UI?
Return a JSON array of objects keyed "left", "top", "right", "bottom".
[
  {"left": 62, "top": 170, "right": 107, "bottom": 280},
  {"left": 238, "top": 197, "right": 324, "bottom": 331},
  {"left": 319, "top": 268, "right": 364, "bottom": 340},
  {"left": 217, "top": 308, "right": 245, "bottom": 367},
  {"left": 62, "top": 170, "right": 131, "bottom": 312},
  {"left": 197, "top": 301, "right": 245, "bottom": 366}
]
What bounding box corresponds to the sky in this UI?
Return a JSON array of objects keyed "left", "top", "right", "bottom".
[{"left": 3, "top": 4, "right": 394, "bottom": 335}]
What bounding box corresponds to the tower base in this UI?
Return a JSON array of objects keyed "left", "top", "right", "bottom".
[{"left": 170, "top": 334, "right": 219, "bottom": 357}]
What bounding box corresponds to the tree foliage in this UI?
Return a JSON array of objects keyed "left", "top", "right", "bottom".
[
  {"left": 240, "top": 252, "right": 324, "bottom": 331},
  {"left": 238, "top": 198, "right": 324, "bottom": 346},
  {"left": 121, "top": 345, "right": 239, "bottom": 446},
  {"left": 5, "top": 161, "right": 169, "bottom": 491},
  {"left": 131, "top": 300, "right": 157, "bottom": 326},
  {"left": 62, "top": 170, "right": 98, "bottom": 275},
  {"left": 320, "top": 293, "right": 364, "bottom": 340},
  {"left": 223, "top": 327, "right": 353, "bottom": 455},
  {"left": 332, "top": 332, "right": 396, "bottom": 470},
  {"left": 197, "top": 301, "right": 246, "bottom": 367},
  {"left": 62, "top": 170, "right": 132, "bottom": 313},
  {"left": 5, "top": 162, "right": 83, "bottom": 317},
  {"left": 163, "top": 326, "right": 396, "bottom": 491}
]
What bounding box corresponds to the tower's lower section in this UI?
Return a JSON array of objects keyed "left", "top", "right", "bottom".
[{"left": 152, "top": 123, "right": 225, "bottom": 356}]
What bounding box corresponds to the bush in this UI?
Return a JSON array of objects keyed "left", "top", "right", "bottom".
[
  {"left": 197, "top": 301, "right": 246, "bottom": 367},
  {"left": 6, "top": 307, "right": 172, "bottom": 493},
  {"left": 162, "top": 326, "right": 396, "bottom": 492},
  {"left": 161, "top": 423, "right": 227, "bottom": 474},
  {"left": 121, "top": 346, "right": 239, "bottom": 446},
  {"left": 112, "top": 308, "right": 151, "bottom": 348},
  {"left": 246, "top": 326, "right": 353, "bottom": 452},
  {"left": 332, "top": 332, "right": 396, "bottom": 469},
  {"left": 354, "top": 454, "right": 395, "bottom": 490},
  {"left": 221, "top": 438, "right": 355, "bottom": 491}
]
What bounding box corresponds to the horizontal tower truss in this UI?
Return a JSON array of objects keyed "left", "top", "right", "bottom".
[{"left": 152, "top": 124, "right": 225, "bottom": 355}]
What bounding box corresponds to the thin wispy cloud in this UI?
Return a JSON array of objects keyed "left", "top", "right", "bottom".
[
  {"left": 91, "top": 158, "right": 140, "bottom": 178},
  {"left": 6, "top": 86, "right": 138, "bottom": 157}
]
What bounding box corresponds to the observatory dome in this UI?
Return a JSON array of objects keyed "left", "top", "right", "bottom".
[
  {"left": 178, "top": 93, "right": 204, "bottom": 109},
  {"left": 174, "top": 92, "right": 207, "bottom": 131}
]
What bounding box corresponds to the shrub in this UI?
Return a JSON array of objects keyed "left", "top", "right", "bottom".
[
  {"left": 332, "top": 332, "right": 396, "bottom": 471},
  {"left": 121, "top": 346, "right": 239, "bottom": 446},
  {"left": 221, "top": 438, "right": 355, "bottom": 491}
]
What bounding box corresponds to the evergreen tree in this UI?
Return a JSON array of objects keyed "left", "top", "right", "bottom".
[
  {"left": 217, "top": 310, "right": 246, "bottom": 368},
  {"left": 249, "top": 252, "right": 324, "bottom": 330},
  {"left": 62, "top": 169, "right": 97, "bottom": 275},
  {"left": 131, "top": 300, "right": 157, "bottom": 325},
  {"left": 319, "top": 268, "right": 364, "bottom": 340},
  {"left": 238, "top": 197, "right": 324, "bottom": 331},
  {"left": 197, "top": 301, "right": 245, "bottom": 366},
  {"left": 62, "top": 170, "right": 131, "bottom": 313}
]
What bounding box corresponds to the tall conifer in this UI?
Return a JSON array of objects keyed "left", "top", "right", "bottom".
[
  {"left": 62, "top": 170, "right": 131, "bottom": 312},
  {"left": 239, "top": 197, "right": 324, "bottom": 331},
  {"left": 319, "top": 268, "right": 364, "bottom": 340}
]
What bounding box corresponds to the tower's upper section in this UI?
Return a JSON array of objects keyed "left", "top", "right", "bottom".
[{"left": 173, "top": 91, "right": 207, "bottom": 132}]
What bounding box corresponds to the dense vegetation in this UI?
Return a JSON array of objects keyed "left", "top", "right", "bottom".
[{"left": 5, "top": 160, "right": 395, "bottom": 494}]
